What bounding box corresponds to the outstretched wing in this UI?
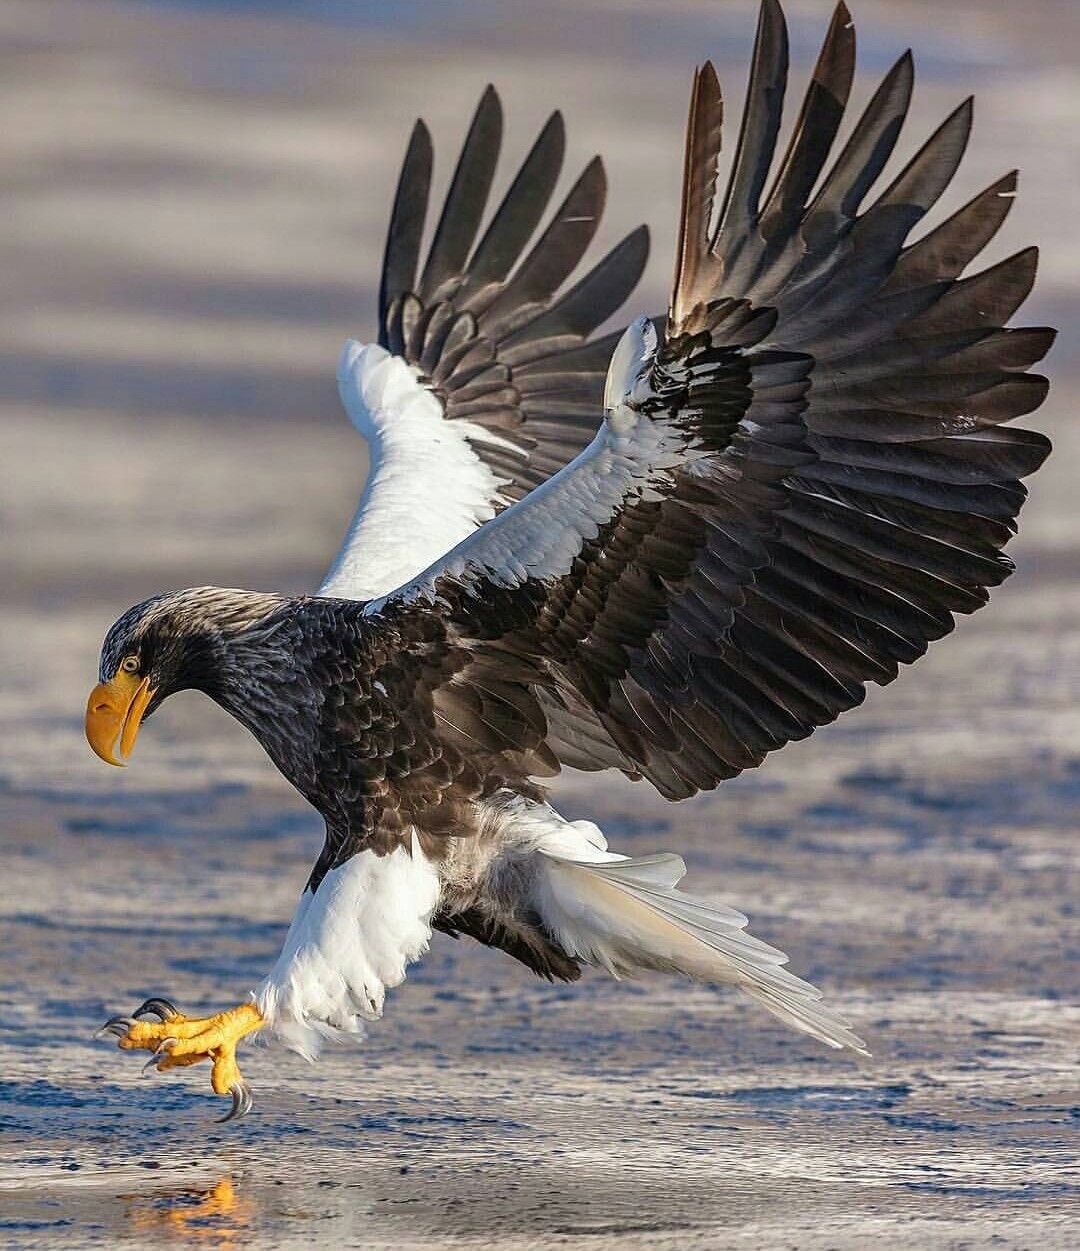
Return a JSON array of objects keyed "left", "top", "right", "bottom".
[
  {"left": 371, "top": 0, "right": 1053, "bottom": 801},
  {"left": 319, "top": 87, "right": 649, "bottom": 601}
]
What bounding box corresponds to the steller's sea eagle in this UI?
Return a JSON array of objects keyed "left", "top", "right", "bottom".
[{"left": 88, "top": 1, "right": 1053, "bottom": 1121}]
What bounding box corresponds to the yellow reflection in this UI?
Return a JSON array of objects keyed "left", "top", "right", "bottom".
[{"left": 125, "top": 1176, "right": 255, "bottom": 1248}]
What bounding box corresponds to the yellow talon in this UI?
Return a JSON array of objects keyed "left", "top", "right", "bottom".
[{"left": 101, "top": 999, "right": 263, "bottom": 1119}]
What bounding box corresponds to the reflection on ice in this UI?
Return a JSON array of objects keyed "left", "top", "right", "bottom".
[{"left": 124, "top": 1177, "right": 256, "bottom": 1248}]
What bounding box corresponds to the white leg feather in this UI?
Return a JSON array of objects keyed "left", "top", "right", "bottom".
[{"left": 256, "top": 835, "right": 439, "bottom": 1060}]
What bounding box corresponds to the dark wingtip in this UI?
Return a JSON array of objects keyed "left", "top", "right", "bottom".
[
  {"left": 939, "top": 93, "right": 975, "bottom": 147},
  {"left": 827, "top": 1, "right": 856, "bottom": 46},
  {"left": 761, "top": 0, "right": 786, "bottom": 26},
  {"left": 818, "top": 2, "right": 856, "bottom": 94},
  {"left": 408, "top": 116, "right": 434, "bottom": 154},
  {"left": 699, "top": 59, "right": 721, "bottom": 101},
  {"left": 538, "top": 109, "right": 567, "bottom": 164},
  {"left": 758, "top": 0, "right": 789, "bottom": 52},
  {"left": 487, "top": 84, "right": 505, "bottom": 124},
  {"left": 618, "top": 223, "right": 652, "bottom": 286},
  {"left": 879, "top": 49, "right": 915, "bottom": 113},
  {"left": 629, "top": 222, "right": 651, "bottom": 264},
  {"left": 473, "top": 83, "right": 504, "bottom": 139},
  {"left": 1026, "top": 373, "right": 1051, "bottom": 409},
  {"left": 1034, "top": 429, "right": 1053, "bottom": 468},
  {"left": 989, "top": 169, "right": 1020, "bottom": 211},
  {"left": 581, "top": 153, "right": 608, "bottom": 200}
]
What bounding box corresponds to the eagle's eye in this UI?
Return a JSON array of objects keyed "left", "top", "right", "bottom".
[{"left": 120, "top": 655, "right": 140, "bottom": 675}]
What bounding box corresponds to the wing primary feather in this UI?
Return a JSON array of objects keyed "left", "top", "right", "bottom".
[
  {"left": 479, "top": 155, "right": 609, "bottom": 337},
  {"left": 882, "top": 171, "right": 1018, "bottom": 294},
  {"left": 378, "top": 119, "right": 433, "bottom": 343},
  {"left": 758, "top": 1, "right": 855, "bottom": 241},
  {"left": 868, "top": 96, "right": 972, "bottom": 220},
  {"left": 500, "top": 225, "right": 650, "bottom": 360},
  {"left": 712, "top": 0, "right": 789, "bottom": 250},
  {"left": 457, "top": 110, "right": 566, "bottom": 307},
  {"left": 419, "top": 85, "right": 504, "bottom": 302},
  {"left": 671, "top": 62, "right": 723, "bottom": 328},
  {"left": 807, "top": 49, "right": 914, "bottom": 224}
]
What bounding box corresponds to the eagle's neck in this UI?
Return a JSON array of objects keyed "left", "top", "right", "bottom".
[
  {"left": 210, "top": 597, "right": 367, "bottom": 818},
  {"left": 207, "top": 604, "right": 319, "bottom": 781}
]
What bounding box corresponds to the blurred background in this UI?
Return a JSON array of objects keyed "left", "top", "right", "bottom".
[{"left": 1, "top": 2, "right": 1077, "bottom": 1248}]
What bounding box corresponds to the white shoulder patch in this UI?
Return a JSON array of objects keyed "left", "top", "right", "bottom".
[
  {"left": 603, "top": 315, "right": 657, "bottom": 417},
  {"left": 319, "top": 340, "right": 509, "bottom": 602},
  {"left": 379, "top": 404, "right": 686, "bottom": 611},
  {"left": 256, "top": 837, "right": 440, "bottom": 1060},
  {"left": 367, "top": 316, "right": 696, "bottom": 613}
]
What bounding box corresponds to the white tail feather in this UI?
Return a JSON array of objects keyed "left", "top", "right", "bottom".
[{"left": 536, "top": 851, "right": 868, "bottom": 1055}]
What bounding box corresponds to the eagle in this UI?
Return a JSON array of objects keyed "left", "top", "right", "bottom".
[{"left": 88, "top": 0, "right": 1053, "bottom": 1122}]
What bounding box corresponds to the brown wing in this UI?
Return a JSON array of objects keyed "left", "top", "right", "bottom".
[
  {"left": 376, "top": 0, "right": 1052, "bottom": 801},
  {"left": 380, "top": 87, "right": 649, "bottom": 504}
]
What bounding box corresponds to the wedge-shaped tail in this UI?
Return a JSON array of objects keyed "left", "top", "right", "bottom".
[{"left": 536, "top": 851, "right": 867, "bottom": 1054}]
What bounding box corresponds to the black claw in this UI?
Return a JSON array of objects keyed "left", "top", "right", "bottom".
[
  {"left": 133, "top": 997, "right": 180, "bottom": 1022},
  {"left": 95, "top": 1015, "right": 137, "bottom": 1040},
  {"left": 217, "top": 1080, "right": 253, "bottom": 1123},
  {"left": 140, "top": 1037, "right": 178, "bottom": 1075}
]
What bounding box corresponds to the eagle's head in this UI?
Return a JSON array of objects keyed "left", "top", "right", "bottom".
[{"left": 85, "top": 586, "right": 287, "bottom": 766}]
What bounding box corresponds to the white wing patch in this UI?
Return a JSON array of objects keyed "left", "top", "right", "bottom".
[
  {"left": 256, "top": 835, "right": 440, "bottom": 1059},
  {"left": 319, "top": 340, "right": 511, "bottom": 601},
  {"left": 371, "top": 318, "right": 694, "bottom": 610}
]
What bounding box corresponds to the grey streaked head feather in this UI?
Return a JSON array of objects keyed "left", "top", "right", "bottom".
[{"left": 98, "top": 587, "right": 285, "bottom": 682}]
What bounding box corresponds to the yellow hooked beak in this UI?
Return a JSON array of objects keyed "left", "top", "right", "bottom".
[{"left": 85, "top": 672, "right": 155, "bottom": 766}]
